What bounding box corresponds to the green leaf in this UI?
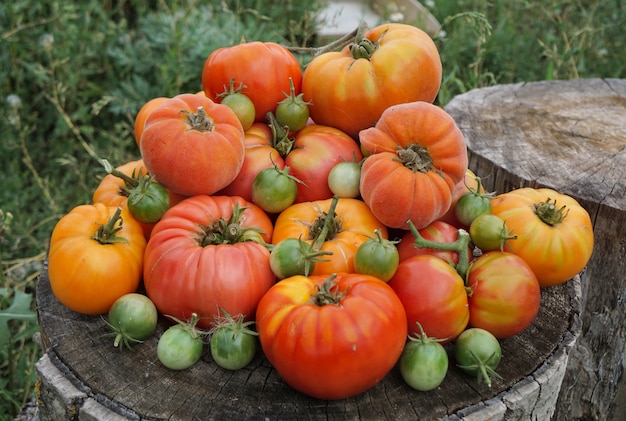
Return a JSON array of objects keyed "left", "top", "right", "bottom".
[{"left": 0, "top": 288, "right": 37, "bottom": 348}]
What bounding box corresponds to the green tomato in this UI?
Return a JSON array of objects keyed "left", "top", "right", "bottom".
[
  {"left": 105, "top": 293, "right": 158, "bottom": 350},
  {"left": 454, "top": 192, "right": 492, "bottom": 226},
  {"left": 210, "top": 311, "right": 259, "bottom": 370},
  {"left": 454, "top": 328, "right": 503, "bottom": 387},
  {"left": 127, "top": 179, "right": 170, "bottom": 224},
  {"left": 399, "top": 323, "right": 449, "bottom": 391},
  {"left": 469, "top": 213, "right": 517, "bottom": 252},
  {"left": 221, "top": 92, "right": 255, "bottom": 131},
  {"left": 269, "top": 237, "right": 331, "bottom": 279},
  {"left": 275, "top": 77, "right": 309, "bottom": 132},
  {"left": 157, "top": 314, "right": 204, "bottom": 371},
  {"left": 328, "top": 161, "right": 361, "bottom": 198},
  {"left": 251, "top": 166, "right": 298, "bottom": 214},
  {"left": 353, "top": 229, "right": 399, "bottom": 282}
]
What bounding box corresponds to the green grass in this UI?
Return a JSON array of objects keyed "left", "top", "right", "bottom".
[{"left": 1, "top": 0, "right": 624, "bottom": 418}]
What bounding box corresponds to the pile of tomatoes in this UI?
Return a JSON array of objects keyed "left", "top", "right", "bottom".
[{"left": 46, "top": 22, "right": 595, "bottom": 400}]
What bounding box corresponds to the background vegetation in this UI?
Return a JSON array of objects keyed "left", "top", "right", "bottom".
[{"left": 1, "top": 0, "right": 624, "bottom": 418}]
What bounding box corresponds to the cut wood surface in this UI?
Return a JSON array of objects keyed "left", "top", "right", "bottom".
[
  {"left": 444, "top": 78, "right": 626, "bottom": 421},
  {"left": 36, "top": 263, "right": 580, "bottom": 420}
]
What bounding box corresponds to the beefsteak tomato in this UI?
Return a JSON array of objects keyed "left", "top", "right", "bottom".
[
  {"left": 490, "top": 187, "right": 594, "bottom": 287},
  {"left": 143, "top": 195, "right": 275, "bottom": 329},
  {"left": 140, "top": 93, "right": 245, "bottom": 196},
  {"left": 388, "top": 254, "right": 470, "bottom": 344},
  {"left": 133, "top": 96, "right": 168, "bottom": 148},
  {"left": 202, "top": 41, "right": 302, "bottom": 122},
  {"left": 255, "top": 273, "right": 407, "bottom": 400},
  {"left": 359, "top": 101, "right": 468, "bottom": 230},
  {"left": 302, "top": 23, "right": 442, "bottom": 138},
  {"left": 272, "top": 197, "right": 387, "bottom": 275},
  {"left": 48, "top": 204, "right": 146, "bottom": 315}
]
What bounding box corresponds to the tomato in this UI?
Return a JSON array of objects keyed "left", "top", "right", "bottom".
[
  {"left": 126, "top": 175, "right": 170, "bottom": 224},
  {"left": 140, "top": 93, "right": 245, "bottom": 196},
  {"left": 105, "top": 293, "right": 158, "bottom": 349},
  {"left": 218, "top": 79, "right": 256, "bottom": 131},
  {"left": 48, "top": 205, "right": 146, "bottom": 315},
  {"left": 251, "top": 165, "right": 298, "bottom": 214},
  {"left": 439, "top": 168, "right": 485, "bottom": 227},
  {"left": 353, "top": 229, "right": 399, "bottom": 282},
  {"left": 202, "top": 41, "right": 303, "bottom": 122},
  {"left": 219, "top": 122, "right": 285, "bottom": 202},
  {"left": 359, "top": 101, "right": 468, "bottom": 229},
  {"left": 143, "top": 195, "right": 275, "bottom": 330},
  {"left": 388, "top": 255, "right": 469, "bottom": 344},
  {"left": 454, "top": 328, "right": 502, "bottom": 387},
  {"left": 275, "top": 77, "right": 310, "bottom": 132},
  {"left": 328, "top": 159, "right": 362, "bottom": 199},
  {"left": 466, "top": 251, "right": 541, "bottom": 339},
  {"left": 490, "top": 187, "right": 594, "bottom": 287},
  {"left": 157, "top": 314, "right": 205, "bottom": 371},
  {"left": 256, "top": 273, "right": 407, "bottom": 400},
  {"left": 272, "top": 197, "right": 388, "bottom": 275},
  {"left": 302, "top": 23, "right": 442, "bottom": 138},
  {"left": 210, "top": 310, "right": 259, "bottom": 370},
  {"left": 269, "top": 238, "right": 332, "bottom": 280},
  {"left": 133, "top": 96, "right": 168, "bottom": 147},
  {"left": 455, "top": 190, "right": 492, "bottom": 227},
  {"left": 399, "top": 323, "right": 449, "bottom": 391},
  {"left": 469, "top": 214, "right": 516, "bottom": 252},
  {"left": 396, "top": 220, "right": 472, "bottom": 265}
]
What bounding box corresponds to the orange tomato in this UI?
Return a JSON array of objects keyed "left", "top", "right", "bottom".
[
  {"left": 48, "top": 204, "right": 146, "bottom": 315},
  {"left": 133, "top": 97, "right": 168, "bottom": 147}
]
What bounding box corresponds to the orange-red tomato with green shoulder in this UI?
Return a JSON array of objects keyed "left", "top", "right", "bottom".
[
  {"left": 359, "top": 101, "right": 468, "bottom": 230},
  {"left": 302, "top": 23, "right": 442, "bottom": 138},
  {"left": 490, "top": 187, "right": 594, "bottom": 287},
  {"left": 255, "top": 272, "right": 407, "bottom": 400},
  {"left": 140, "top": 93, "right": 245, "bottom": 197}
]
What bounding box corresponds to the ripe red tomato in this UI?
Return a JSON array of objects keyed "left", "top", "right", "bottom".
[
  {"left": 467, "top": 251, "right": 541, "bottom": 339},
  {"left": 143, "top": 195, "right": 275, "bottom": 329},
  {"left": 388, "top": 255, "right": 470, "bottom": 344},
  {"left": 140, "top": 93, "right": 245, "bottom": 196},
  {"left": 255, "top": 273, "right": 407, "bottom": 400},
  {"left": 202, "top": 41, "right": 303, "bottom": 122},
  {"left": 396, "top": 220, "right": 472, "bottom": 265},
  {"left": 302, "top": 23, "right": 442, "bottom": 138}
]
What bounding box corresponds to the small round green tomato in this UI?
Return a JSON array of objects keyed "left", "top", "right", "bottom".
[
  {"left": 210, "top": 312, "right": 259, "bottom": 371},
  {"left": 251, "top": 166, "right": 298, "bottom": 214},
  {"left": 127, "top": 180, "right": 170, "bottom": 224},
  {"left": 353, "top": 229, "right": 399, "bottom": 282},
  {"left": 328, "top": 161, "right": 361, "bottom": 198},
  {"left": 454, "top": 192, "right": 492, "bottom": 226},
  {"left": 275, "top": 77, "right": 309, "bottom": 132},
  {"left": 469, "top": 213, "right": 517, "bottom": 252},
  {"left": 105, "top": 293, "right": 158, "bottom": 350},
  {"left": 454, "top": 328, "right": 502, "bottom": 387},
  {"left": 221, "top": 92, "right": 255, "bottom": 131},
  {"left": 157, "top": 315, "right": 205, "bottom": 371},
  {"left": 400, "top": 324, "right": 449, "bottom": 391},
  {"left": 269, "top": 237, "right": 331, "bottom": 279}
]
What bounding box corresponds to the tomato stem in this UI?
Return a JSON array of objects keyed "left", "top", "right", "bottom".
[
  {"left": 182, "top": 106, "right": 215, "bottom": 132},
  {"left": 533, "top": 197, "right": 568, "bottom": 226},
  {"left": 198, "top": 202, "right": 265, "bottom": 246},
  {"left": 92, "top": 207, "right": 129, "bottom": 245},
  {"left": 407, "top": 220, "right": 471, "bottom": 280},
  {"left": 395, "top": 144, "right": 435, "bottom": 173},
  {"left": 267, "top": 112, "right": 296, "bottom": 157},
  {"left": 286, "top": 21, "right": 369, "bottom": 57},
  {"left": 218, "top": 78, "right": 246, "bottom": 98},
  {"left": 310, "top": 274, "right": 347, "bottom": 306},
  {"left": 311, "top": 195, "right": 341, "bottom": 251}
]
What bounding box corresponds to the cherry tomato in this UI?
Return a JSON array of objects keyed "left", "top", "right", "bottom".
[
  {"left": 469, "top": 213, "right": 517, "bottom": 252},
  {"left": 269, "top": 237, "right": 331, "bottom": 279},
  {"left": 221, "top": 91, "right": 256, "bottom": 131},
  {"left": 399, "top": 323, "right": 449, "bottom": 391},
  {"left": 251, "top": 165, "right": 298, "bottom": 214},
  {"left": 454, "top": 328, "right": 502, "bottom": 387},
  {"left": 275, "top": 77, "right": 310, "bottom": 132},
  {"left": 105, "top": 293, "right": 158, "bottom": 349},
  {"left": 328, "top": 160, "right": 361, "bottom": 198},
  {"left": 157, "top": 314, "right": 205, "bottom": 371},
  {"left": 353, "top": 229, "right": 399, "bottom": 282},
  {"left": 210, "top": 310, "right": 259, "bottom": 370},
  {"left": 127, "top": 178, "right": 170, "bottom": 224},
  {"left": 455, "top": 190, "right": 492, "bottom": 227}
]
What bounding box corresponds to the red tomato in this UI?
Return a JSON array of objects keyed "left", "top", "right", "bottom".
[
  {"left": 396, "top": 220, "right": 473, "bottom": 265},
  {"left": 202, "top": 41, "right": 303, "bottom": 122},
  {"left": 256, "top": 273, "right": 407, "bottom": 400},
  {"left": 143, "top": 195, "right": 275, "bottom": 329},
  {"left": 140, "top": 93, "right": 245, "bottom": 196},
  {"left": 388, "top": 255, "right": 470, "bottom": 344},
  {"left": 466, "top": 251, "right": 541, "bottom": 339}
]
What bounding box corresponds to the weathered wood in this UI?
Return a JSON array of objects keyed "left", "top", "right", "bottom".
[
  {"left": 444, "top": 78, "right": 626, "bottom": 421},
  {"left": 35, "top": 259, "right": 580, "bottom": 420}
]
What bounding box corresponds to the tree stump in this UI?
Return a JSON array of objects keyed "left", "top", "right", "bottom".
[
  {"left": 444, "top": 78, "right": 626, "bottom": 421},
  {"left": 35, "top": 266, "right": 580, "bottom": 419}
]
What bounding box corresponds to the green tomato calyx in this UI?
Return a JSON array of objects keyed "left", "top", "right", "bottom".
[
  {"left": 395, "top": 143, "right": 435, "bottom": 173},
  {"left": 198, "top": 202, "right": 267, "bottom": 247},
  {"left": 210, "top": 308, "right": 258, "bottom": 338},
  {"left": 309, "top": 274, "right": 348, "bottom": 306},
  {"left": 181, "top": 106, "right": 215, "bottom": 132},
  {"left": 92, "top": 207, "right": 129, "bottom": 245},
  {"left": 533, "top": 197, "right": 568, "bottom": 226}
]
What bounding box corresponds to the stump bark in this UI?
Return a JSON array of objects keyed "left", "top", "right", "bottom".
[{"left": 444, "top": 78, "right": 626, "bottom": 421}]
